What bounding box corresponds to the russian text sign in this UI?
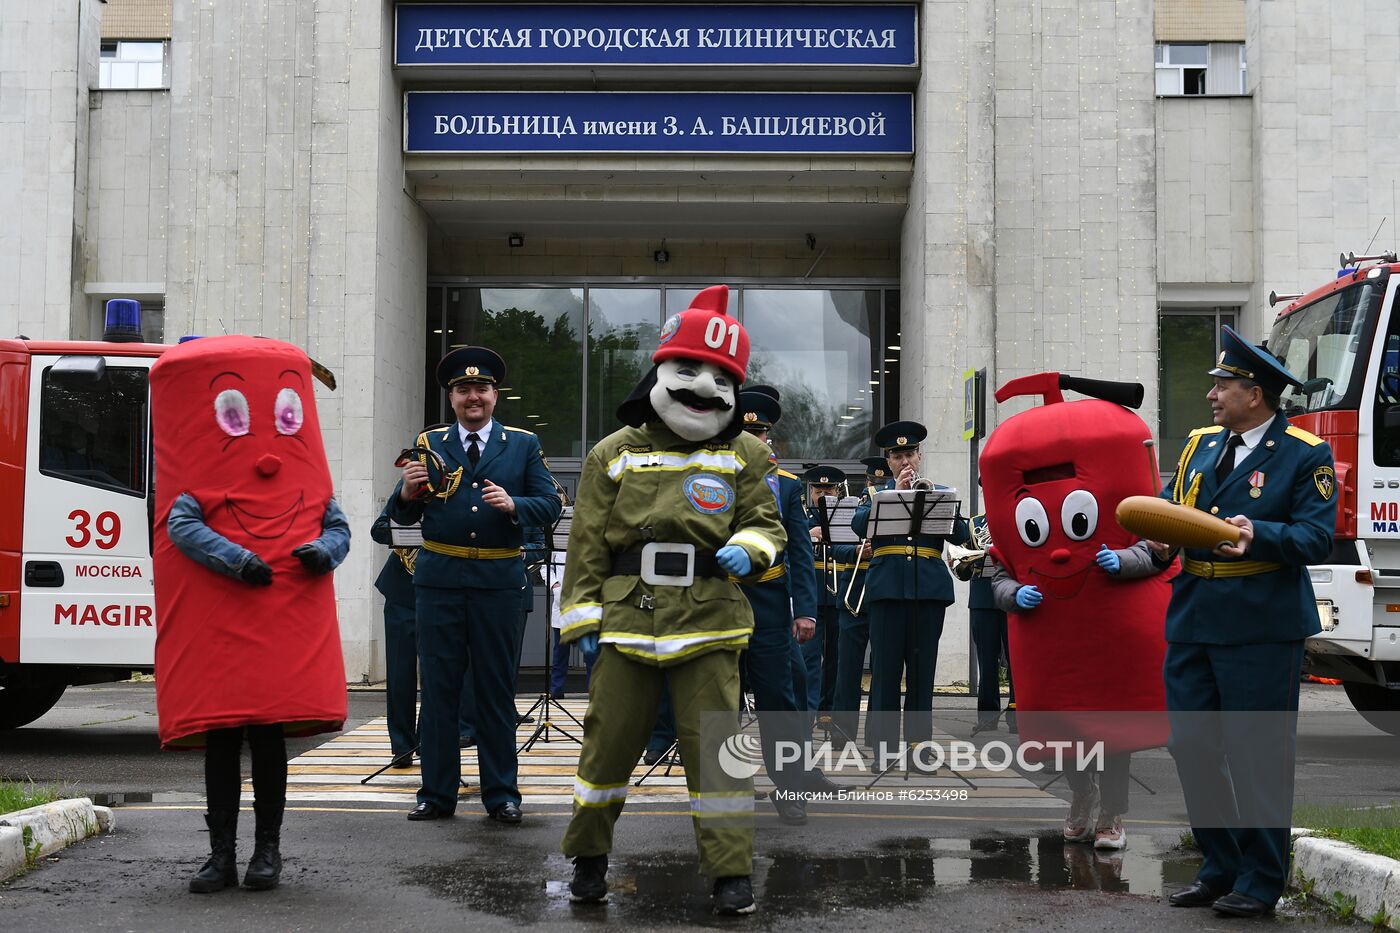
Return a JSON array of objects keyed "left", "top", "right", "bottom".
[
  {"left": 405, "top": 91, "right": 914, "bottom": 155},
  {"left": 396, "top": 3, "right": 918, "bottom": 68}
]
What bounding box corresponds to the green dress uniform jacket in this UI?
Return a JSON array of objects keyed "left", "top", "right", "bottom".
[
  {"left": 389, "top": 423, "right": 562, "bottom": 588},
  {"left": 767, "top": 470, "right": 819, "bottom": 620},
  {"left": 851, "top": 480, "right": 969, "bottom": 606},
  {"left": 558, "top": 423, "right": 787, "bottom": 665},
  {"left": 1159, "top": 417, "right": 1335, "bottom": 644}
]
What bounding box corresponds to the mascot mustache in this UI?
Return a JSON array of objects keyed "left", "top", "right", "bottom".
[{"left": 667, "top": 387, "right": 733, "bottom": 411}]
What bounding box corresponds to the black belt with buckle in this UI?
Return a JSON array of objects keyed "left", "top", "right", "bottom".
[{"left": 610, "top": 550, "right": 725, "bottom": 579}]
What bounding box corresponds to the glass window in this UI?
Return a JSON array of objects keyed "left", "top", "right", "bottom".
[
  {"left": 743, "top": 289, "right": 881, "bottom": 460},
  {"left": 586, "top": 288, "right": 660, "bottom": 449},
  {"left": 664, "top": 287, "right": 706, "bottom": 316},
  {"left": 98, "top": 40, "right": 167, "bottom": 90},
  {"left": 39, "top": 365, "right": 148, "bottom": 497},
  {"left": 1270, "top": 282, "right": 1379, "bottom": 415},
  {"left": 1158, "top": 309, "right": 1236, "bottom": 470},
  {"left": 1165, "top": 44, "right": 1208, "bottom": 66},
  {"left": 441, "top": 287, "right": 585, "bottom": 457}
]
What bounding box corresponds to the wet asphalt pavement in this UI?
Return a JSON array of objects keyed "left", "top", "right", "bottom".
[{"left": 0, "top": 682, "right": 1380, "bottom": 931}]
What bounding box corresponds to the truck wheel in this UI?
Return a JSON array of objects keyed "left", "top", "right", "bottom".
[
  {"left": 1343, "top": 681, "right": 1400, "bottom": 736},
  {"left": 0, "top": 683, "right": 67, "bottom": 729}
]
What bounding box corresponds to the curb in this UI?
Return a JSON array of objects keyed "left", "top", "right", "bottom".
[
  {"left": 1291, "top": 830, "right": 1400, "bottom": 926},
  {"left": 0, "top": 797, "right": 116, "bottom": 882}
]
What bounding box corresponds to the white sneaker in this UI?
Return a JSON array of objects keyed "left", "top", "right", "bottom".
[
  {"left": 1063, "top": 784, "right": 1098, "bottom": 842},
  {"left": 1093, "top": 812, "right": 1126, "bottom": 850}
]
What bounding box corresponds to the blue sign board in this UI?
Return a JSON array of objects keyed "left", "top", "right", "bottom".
[
  {"left": 404, "top": 91, "right": 913, "bottom": 155},
  {"left": 395, "top": 4, "right": 918, "bottom": 68}
]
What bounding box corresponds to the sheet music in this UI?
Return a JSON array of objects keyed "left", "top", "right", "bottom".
[
  {"left": 814, "top": 496, "right": 862, "bottom": 543},
  {"left": 867, "top": 487, "right": 961, "bottom": 538},
  {"left": 389, "top": 520, "right": 422, "bottom": 546}
]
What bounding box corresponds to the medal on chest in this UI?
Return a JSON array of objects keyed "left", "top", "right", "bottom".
[{"left": 1248, "top": 470, "right": 1265, "bottom": 499}]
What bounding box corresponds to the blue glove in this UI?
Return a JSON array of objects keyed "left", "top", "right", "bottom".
[
  {"left": 578, "top": 632, "right": 600, "bottom": 665},
  {"left": 715, "top": 545, "right": 752, "bottom": 576},
  {"left": 1014, "top": 584, "right": 1043, "bottom": 610},
  {"left": 1095, "top": 544, "right": 1122, "bottom": 575}
]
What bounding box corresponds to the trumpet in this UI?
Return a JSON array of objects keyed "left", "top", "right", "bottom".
[
  {"left": 911, "top": 475, "right": 936, "bottom": 492},
  {"left": 945, "top": 542, "right": 987, "bottom": 581},
  {"left": 842, "top": 538, "right": 871, "bottom": 615}
]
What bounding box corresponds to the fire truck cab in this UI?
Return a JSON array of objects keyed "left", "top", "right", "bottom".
[
  {"left": 1266, "top": 252, "right": 1400, "bottom": 733},
  {"left": 0, "top": 301, "right": 166, "bottom": 728}
]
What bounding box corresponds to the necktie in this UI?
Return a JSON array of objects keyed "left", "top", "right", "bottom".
[
  {"left": 467, "top": 432, "right": 481, "bottom": 466},
  {"left": 1215, "top": 434, "right": 1243, "bottom": 483}
]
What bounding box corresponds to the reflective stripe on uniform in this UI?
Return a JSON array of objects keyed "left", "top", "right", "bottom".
[
  {"left": 689, "top": 791, "right": 754, "bottom": 817},
  {"left": 559, "top": 603, "right": 603, "bottom": 637},
  {"left": 601, "top": 628, "right": 751, "bottom": 662},
  {"left": 573, "top": 776, "right": 629, "bottom": 808},
  {"left": 605, "top": 449, "right": 745, "bottom": 481},
  {"left": 726, "top": 529, "right": 777, "bottom": 566}
]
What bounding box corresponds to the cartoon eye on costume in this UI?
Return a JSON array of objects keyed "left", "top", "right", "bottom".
[
  {"left": 274, "top": 387, "right": 304, "bottom": 435},
  {"left": 214, "top": 389, "right": 250, "bottom": 437},
  {"left": 1061, "top": 489, "right": 1099, "bottom": 541},
  {"left": 1014, "top": 497, "right": 1050, "bottom": 547}
]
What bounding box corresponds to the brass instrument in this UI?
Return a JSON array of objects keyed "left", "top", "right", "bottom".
[
  {"left": 911, "top": 475, "right": 936, "bottom": 492},
  {"left": 945, "top": 542, "right": 986, "bottom": 581},
  {"left": 842, "top": 538, "right": 871, "bottom": 615},
  {"left": 947, "top": 516, "right": 993, "bottom": 581}
]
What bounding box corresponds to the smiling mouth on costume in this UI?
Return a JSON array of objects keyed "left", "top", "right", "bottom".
[
  {"left": 226, "top": 492, "right": 305, "bottom": 540},
  {"left": 1027, "top": 563, "right": 1094, "bottom": 600},
  {"left": 667, "top": 388, "right": 732, "bottom": 413}
]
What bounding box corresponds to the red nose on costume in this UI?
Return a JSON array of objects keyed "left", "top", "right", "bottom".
[
  {"left": 1050, "top": 548, "right": 1071, "bottom": 565},
  {"left": 256, "top": 453, "right": 283, "bottom": 477}
]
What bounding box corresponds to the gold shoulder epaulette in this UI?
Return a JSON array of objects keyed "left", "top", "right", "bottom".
[
  {"left": 416, "top": 430, "right": 432, "bottom": 447},
  {"left": 1285, "top": 425, "right": 1324, "bottom": 447},
  {"left": 503, "top": 425, "right": 536, "bottom": 436},
  {"left": 776, "top": 468, "right": 798, "bottom": 480},
  {"left": 1188, "top": 425, "right": 1225, "bottom": 438}
]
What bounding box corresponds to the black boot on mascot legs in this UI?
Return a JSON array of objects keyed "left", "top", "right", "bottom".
[
  {"left": 188, "top": 808, "right": 239, "bottom": 893},
  {"left": 243, "top": 802, "right": 283, "bottom": 890}
]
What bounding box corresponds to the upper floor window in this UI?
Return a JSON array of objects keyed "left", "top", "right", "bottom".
[
  {"left": 99, "top": 40, "right": 167, "bottom": 90},
  {"left": 1155, "top": 42, "right": 1246, "bottom": 96}
]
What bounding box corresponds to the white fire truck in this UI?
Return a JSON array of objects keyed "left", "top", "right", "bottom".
[
  {"left": 1267, "top": 251, "right": 1400, "bottom": 733},
  {"left": 0, "top": 301, "right": 166, "bottom": 728}
]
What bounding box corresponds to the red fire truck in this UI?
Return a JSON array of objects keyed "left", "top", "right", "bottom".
[
  {"left": 0, "top": 301, "right": 167, "bottom": 728},
  {"left": 1267, "top": 251, "right": 1400, "bottom": 733}
]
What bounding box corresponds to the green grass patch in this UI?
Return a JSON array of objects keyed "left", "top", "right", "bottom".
[
  {"left": 0, "top": 779, "right": 62, "bottom": 816},
  {"left": 1294, "top": 802, "right": 1400, "bottom": 862}
]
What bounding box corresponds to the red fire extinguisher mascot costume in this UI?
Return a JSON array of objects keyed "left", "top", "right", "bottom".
[
  {"left": 979, "top": 373, "right": 1171, "bottom": 851},
  {"left": 151, "top": 335, "right": 350, "bottom": 894}
]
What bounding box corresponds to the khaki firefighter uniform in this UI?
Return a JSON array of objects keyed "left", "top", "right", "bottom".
[{"left": 558, "top": 422, "right": 786, "bottom": 877}]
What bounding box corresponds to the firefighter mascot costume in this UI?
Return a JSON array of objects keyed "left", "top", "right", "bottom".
[{"left": 558, "top": 284, "right": 786, "bottom": 915}]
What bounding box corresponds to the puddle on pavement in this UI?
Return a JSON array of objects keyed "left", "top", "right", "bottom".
[
  {"left": 88, "top": 791, "right": 205, "bottom": 806},
  {"left": 404, "top": 833, "right": 1204, "bottom": 925}
]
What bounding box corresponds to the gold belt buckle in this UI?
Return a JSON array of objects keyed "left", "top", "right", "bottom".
[
  {"left": 465, "top": 546, "right": 480, "bottom": 559},
  {"left": 905, "top": 546, "right": 914, "bottom": 556},
  {"left": 1201, "top": 561, "right": 1216, "bottom": 579}
]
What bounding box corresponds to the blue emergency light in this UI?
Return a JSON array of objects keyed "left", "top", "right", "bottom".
[{"left": 103, "top": 298, "right": 144, "bottom": 343}]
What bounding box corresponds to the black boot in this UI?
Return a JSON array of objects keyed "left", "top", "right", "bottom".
[
  {"left": 188, "top": 809, "right": 238, "bottom": 893},
  {"left": 569, "top": 854, "right": 608, "bottom": 903},
  {"left": 243, "top": 803, "right": 283, "bottom": 890}
]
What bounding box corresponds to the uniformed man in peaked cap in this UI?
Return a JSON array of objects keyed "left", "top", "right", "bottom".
[
  {"left": 391, "top": 346, "right": 562, "bottom": 826},
  {"left": 1158, "top": 325, "right": 1335, "bottom": 917},
  {"left": 851, "top": 421, "right": 968, "bottom": 764},
  {"left": 734, "top": 386, "right": 839, "bottom": 824}
]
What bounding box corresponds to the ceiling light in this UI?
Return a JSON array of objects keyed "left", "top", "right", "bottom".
[
  {"left": 868, "top": 380, "right": 879, "bottom": 385},
  {"left": 433, "top": 329, "right": 443, "bottom": 334},
  {"left": 527, "top": 414, "right": 540, "bottom": 419},
  {"left": 507, "top": 395, "right": 522, "bottom": 400},
  {"left": 840, "top": 415, "right": 854, "bottom": 420},
  {"left": 887, "top": 345, "right": 901, "bottom": 351}
]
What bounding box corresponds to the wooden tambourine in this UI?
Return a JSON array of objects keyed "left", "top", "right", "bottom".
[{"left": 1115, "top": 496, "right": 1242, "bottom": 550}]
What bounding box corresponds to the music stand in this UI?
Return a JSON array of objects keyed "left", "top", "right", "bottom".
[
  {"left": 811, "top": 495, "right": 863, "bottom": 747},
  {"left": 518, "top": 506, "right": 585, "bottom": 752},
  {"left": 858, "top": 488, "right": 977, "bottom": 791},
  {"left": 361, "top": 519, "right": 468, "bottom": 789}
]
